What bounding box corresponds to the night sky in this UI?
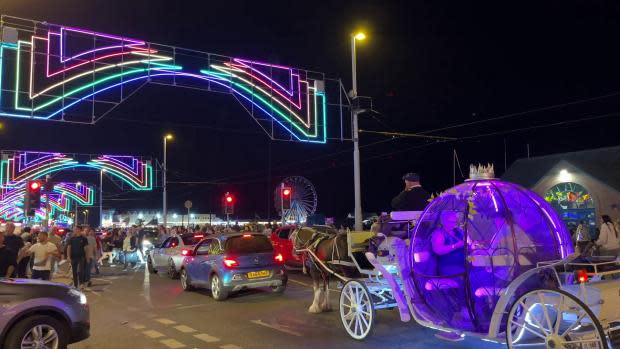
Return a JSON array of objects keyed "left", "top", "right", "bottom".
[{"left": 3, "top": 1, "right": 620, "bottom": 224}]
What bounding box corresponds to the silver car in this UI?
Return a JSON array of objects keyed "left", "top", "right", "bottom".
[
  {"left": 0, "top": 278, "right": 89, "bottom": 349},
  {"left": 147, "top": 233, "right": 204, "bottom": 278}
]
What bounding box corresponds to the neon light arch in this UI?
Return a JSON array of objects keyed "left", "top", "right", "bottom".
[
  {"left": 0, "top": 18, "right": 334, "bottom": 143},
  {"left": 1, "top": 152, "right": 152, "bottom": 191}
]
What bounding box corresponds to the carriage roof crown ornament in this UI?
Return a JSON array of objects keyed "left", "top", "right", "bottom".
[{"left": 467, "top": 163, "right": 495, "bottom": 180}]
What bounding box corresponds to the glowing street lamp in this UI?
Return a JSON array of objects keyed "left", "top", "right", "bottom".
[{"left": 351, "top": 30, "right": 367, "bottom": 231}]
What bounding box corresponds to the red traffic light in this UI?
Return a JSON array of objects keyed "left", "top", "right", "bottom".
[
  {"left": 29, "top": 181, "right": 41, "bottom": 190},
  {"left": 282, "top": 188, "right": 291, "bottom": 196},
  {"left": 226, "top": 195, "right": 233, "bottom": 203}
]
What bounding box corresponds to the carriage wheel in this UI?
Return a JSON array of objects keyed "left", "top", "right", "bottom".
[
  {"left": 506, "top": 288, "right": 607, "bottom": 348},
  {"left": 339, "top": 280, "right": 375, "bottom": 340}
]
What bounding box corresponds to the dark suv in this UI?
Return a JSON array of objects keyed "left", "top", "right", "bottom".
[{"left": 0, "top": 278, "right": 90, "bottom": 349}]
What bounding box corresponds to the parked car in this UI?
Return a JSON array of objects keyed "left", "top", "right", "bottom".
[
  {"left": 147, "top": 233, "right": 204, "bottom": 278},
  {"left": 179, "top": 232, "right": 287, "bottom": 300},
  {"left": 0, "top": 278, "right": 89, "bottom": 349},
  {"left": 270, "top": 225, "right": 302, "bottom": 268}
]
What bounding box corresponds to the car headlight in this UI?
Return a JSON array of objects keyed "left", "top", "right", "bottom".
[{"left": 68, "top": 288, "right": 87, "bottom": 305}]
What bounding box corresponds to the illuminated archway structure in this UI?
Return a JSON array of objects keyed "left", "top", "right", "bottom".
[
  {"left": 0, "top": 182, "right": 94, "bottom": 221},
  {"left": 0, "top": 16, "right": 351, "bottom": 143},
  {"left": 1, "top": 151, "right": 152, "bottom": 190},
  {"left": 0, "top": 150, "right": 152, "bottom": 222}
]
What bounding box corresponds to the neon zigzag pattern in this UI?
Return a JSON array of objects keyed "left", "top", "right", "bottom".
[
  {"left": 0, "top": 24, "right": 327, "bottom": 142},
  {"left": 0, "top": 182, "right": 93, "bottom": 221},
  {"left": 0, "top": 152, "right": 152, "bottom": 191}
]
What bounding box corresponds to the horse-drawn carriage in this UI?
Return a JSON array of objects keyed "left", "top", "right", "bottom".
[{"left": 296, "top": 169, "right": 620, "bottom": 348}]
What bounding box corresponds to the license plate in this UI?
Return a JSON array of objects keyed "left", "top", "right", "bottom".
[{"left": 247, "top": 270, "right": 270, "bottom": 279}]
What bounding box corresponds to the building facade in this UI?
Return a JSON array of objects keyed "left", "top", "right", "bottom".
[{"left": 502, "top": 146, "right": 620, "bottom": 233}]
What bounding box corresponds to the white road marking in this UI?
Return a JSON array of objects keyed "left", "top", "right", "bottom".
[
  {"left": 155, "top": 318, "right": 177, "bottom": 325},
  {"left": 160, "top": 338, "right": 186, "bottom": 348},
  {"left": 174, "top": 325, "right": 196, "bottom": 333},
  {"left": 250, "top": 319, "right": 302, "bottom": 337},
  {"left": 143, "top": 329, "right": 165, "bottom": 338},
  {"left": 194, "top": 333, "right": 220, "bottom": 343},
  {"left": 128, "top": 323, "right": 146, "bottom": 330},
  {"left": 288, "top": 278, "right": 312, "bottom": 287},
  {"left": 176, "top": 304, "right": 208, "bottom": 310},
  {"left": 220, "top": 345, "right": 243, "bottom": 349}
]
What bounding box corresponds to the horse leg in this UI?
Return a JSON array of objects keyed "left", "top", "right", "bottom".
[
  {"left": 308, "top": 267, "right": 323, "bottom": 313},
  {"left": 320, "top": 275, "right": 332, "bottom": 311}
]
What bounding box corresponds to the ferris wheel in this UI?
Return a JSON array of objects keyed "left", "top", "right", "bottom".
[{"left": 274, "top": 176, "right": 318, "bottom": 223}]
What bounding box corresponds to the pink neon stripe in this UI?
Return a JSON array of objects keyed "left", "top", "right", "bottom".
[
  {"left": 47, "top": 48, "right": 152, "bottom": 78},
  {"left": 233, "top": 58, "right": 294, "bottom": 96},
  {"left": 227, "top": 63, "right": 302, "bottom": 110},
  {"left": 95, "top": 159, "right": 145, "bottom": 181}
]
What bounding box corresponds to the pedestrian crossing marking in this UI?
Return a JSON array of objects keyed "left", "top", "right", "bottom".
[
  {"left": 174, "top": 325, "right": 196, "bottom": 333},
  {"left": 129, "top": 323, "right": 146, "bottom": 330},
  {"left": 194, "top": 333, "right": 220, "bottom": 343},
  {"left": 160, "top": 338, "right": 186, "bottom": 348},
  {"left": 143, "top": 330, "right": 165, "bottom": 338},
  {"left": 155, "top": 318, "right": 177, "bottom": 325},
  {"left": 220, "top": 345, "right": 243, "bottom": 349}
]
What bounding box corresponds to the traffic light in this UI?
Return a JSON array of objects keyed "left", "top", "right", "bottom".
[
  {"left": 223, "top": 192, "right": 234, "bottom": 215},
  {"left": 24, "top": 180, "right": 43, "bottom": 217},
  {"left": 281, "top": 187, "right": 292, "bottom": 210}
]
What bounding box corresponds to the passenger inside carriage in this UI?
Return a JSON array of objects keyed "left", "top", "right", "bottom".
[{"left": 431, "top": 210, "right": 466, "bottom": 276}]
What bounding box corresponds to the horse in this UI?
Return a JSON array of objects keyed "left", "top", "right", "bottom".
[{"left": 292, "top": 226, "right": 355, "bottom": 313}]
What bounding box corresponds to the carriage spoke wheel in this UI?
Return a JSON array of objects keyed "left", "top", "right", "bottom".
[
  {"left": 339, "top": 280, "right": 375, "bottom": 340},
  {"left": 506, "top": 288, "right": 607, "bottom": 349}
]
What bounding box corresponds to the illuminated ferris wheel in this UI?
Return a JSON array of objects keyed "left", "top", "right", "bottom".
[{"left": 274, "top": 176, "right": 317, "bottom": 223}]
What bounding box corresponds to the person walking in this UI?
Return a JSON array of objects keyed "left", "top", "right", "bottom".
[
  {"left": 21, "top": 231, "right": 59, "bottom": 280},
  {"left": 3, "top": 223, "right": 24, "bottom": 277},
  {"left": 67, "top": 227, "right": 88, "bottom": 289},
  {"left": 596, "top": 215, "right": 620, "bottom": 257},
  {"left": 84, "top": 228, "right": 97, "bottom": 287},
  {"left": 48, "top": 227, "right": 62, "bottom": 276},
  {"left": 122, "top": 230, "right": 136, "bottom": 271},
  {"left": 0, "top": 233, "right": 16, "bottom": 277}
]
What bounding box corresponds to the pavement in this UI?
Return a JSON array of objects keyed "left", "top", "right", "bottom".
[{"left": 62, "top": 263, "right": 503, "bottom": 349}]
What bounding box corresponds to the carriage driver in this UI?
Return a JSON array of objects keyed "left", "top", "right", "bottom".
[{"left": 391, "top": 172, "right": 430, "bottom": 211}]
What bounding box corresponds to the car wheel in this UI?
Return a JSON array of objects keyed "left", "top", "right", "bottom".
[
  {"left": 271, "top": 282, "right": 287, "bottom": 294},
  {"left": 147, "top": 257, "right": 157, "bottom": 274},
  {"left": 4, "top": 314, "right": 68, "bottom": 349},
  {"left": 167, "top": 260, "right": 179, "bottom": 279},
  {"left": 210, "top": 274, "right": 228, "bottom": 301},
  {"left": 180, "top": 269, "right": 194, "bottom": 291}
]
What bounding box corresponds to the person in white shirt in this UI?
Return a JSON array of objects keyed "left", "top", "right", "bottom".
[
  {"left": 596, "top": 215, "right": 620, "bottom": 257},
  {"left": 21, "top": 231, "right": 59, "bottom": 280}
]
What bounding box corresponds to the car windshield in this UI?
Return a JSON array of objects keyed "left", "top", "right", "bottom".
[
  {"left": 225, "top": 235, "right": 273, "bottom": 254},
  {"left": 181, "top": 235, "right": 201, "bottom": 246}
]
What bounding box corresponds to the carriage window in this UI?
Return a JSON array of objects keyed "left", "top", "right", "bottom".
[{"left": 169, "top": 237, "right": 180, "bottom": 248}]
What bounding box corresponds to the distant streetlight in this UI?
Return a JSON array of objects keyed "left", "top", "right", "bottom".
[
  {"left": 351, "top": 30, "right": 366, "bottom": 231},
  {"left": 163, "top": 133, "right": 174, "bottom": 227}
]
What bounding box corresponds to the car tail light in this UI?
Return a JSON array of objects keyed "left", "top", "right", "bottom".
[
  {"left": 576, "top": 269, "right": 588, "bottom": 283},
  {"left": 181, "top": 248, "right": 191, "bottom": 256},
  {"left": 274, "top": 253, "right": 284, "bottom": 263},
  {"left": 243, "top": 234, "right": 252, "bottom": 238},
  {"left": 194, "top": 234, "right": 204, "bottom": 239},
  {"left": 223, "top": 257, "right": 238, "bottom": 268}
]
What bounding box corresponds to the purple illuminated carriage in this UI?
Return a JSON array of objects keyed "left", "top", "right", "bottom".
[
  {"left": 407, "top": 176, "right": 573, "bottom": 334},
  {"left": 304, "top": 164, "right": 620, "bottom": 346}
]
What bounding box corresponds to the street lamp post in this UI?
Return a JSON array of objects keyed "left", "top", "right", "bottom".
[
  {"left": 99, "top": 169, "right": 105, "bottom": 228},
  {"left": 163, "top": 134, "right": 173, "bottom": 227},
  {"left": 351, "top": 31, "right": 366, "bottom": 231}
]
